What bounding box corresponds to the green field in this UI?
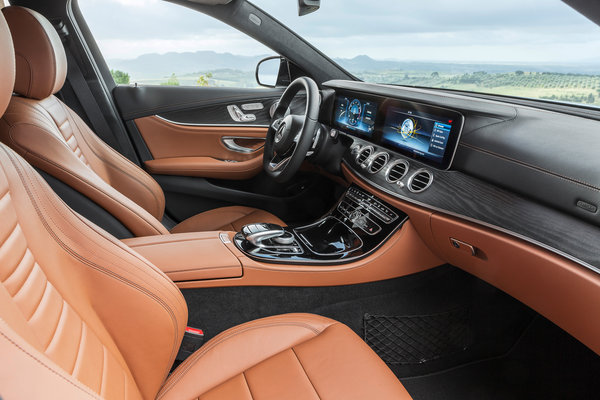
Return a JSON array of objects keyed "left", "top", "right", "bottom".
[
  {"left": 125, "top": 68, "right": 600, "bottom": 107},
  {"left": 355, "top": 70, "right": 600, "bottom": 106}
]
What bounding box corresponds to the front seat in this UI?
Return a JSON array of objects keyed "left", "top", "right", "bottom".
[
  {"left": 0, "top": 6, "right": 284, "bottom": 238},
  {"left": 0, "top": 12, "right": 412, "bottom": 400}
]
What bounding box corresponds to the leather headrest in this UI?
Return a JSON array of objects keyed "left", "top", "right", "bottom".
[
  {"left": 2, "top": 6, "right": 66, "bottom": 100},
  {"left": 0, "top": 11, "right": 15, "bottom": 116}
]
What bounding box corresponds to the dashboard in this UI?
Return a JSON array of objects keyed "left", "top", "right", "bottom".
[
  {"left": 317, "top": 80, "right": 600, "bottom": 276},
  {"left": 332, "top": 93, "right": 463, "bottom": 170}
]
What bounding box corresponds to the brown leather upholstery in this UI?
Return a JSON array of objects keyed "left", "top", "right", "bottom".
[
  {"left": 158, "top": 314, "right": 412, "bottom": 400},
  {"left": 0, "top": 142, "right": 188, "bottom": 399},
  {"left": 2, "top": 6, "right": 66, "bottom": 100},
  {"left": 0, "top": 6, "right": 282, "bottom": 236},
  {"left": 0, "top": 141, "right": 412, "bottom": 399},
  {"left": 172, "top": 205, "right": 285, "bottom": 233},
  {"left": 0, "top": 6, "right": 14, "bottom": 117}
]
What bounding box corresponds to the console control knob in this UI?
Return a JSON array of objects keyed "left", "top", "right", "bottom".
[{"left": 273, "top": 233, "right": 295, "bottom": 245}]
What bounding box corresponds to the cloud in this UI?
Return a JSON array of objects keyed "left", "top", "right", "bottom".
[{"left": 78, "top": 0, "right": 600, "bottom": 64}]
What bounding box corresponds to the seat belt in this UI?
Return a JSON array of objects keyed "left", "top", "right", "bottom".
[{"left": 63, "top": 50, "right": 122, "bottom": 149}]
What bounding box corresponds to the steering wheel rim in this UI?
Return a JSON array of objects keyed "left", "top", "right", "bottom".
[{"left": 263, "top": 77, "right": 320, "bottom": 183}]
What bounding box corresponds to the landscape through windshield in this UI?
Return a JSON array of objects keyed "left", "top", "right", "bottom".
[{"left": 80, "top": 0, "right": 600, "bottom": 107}]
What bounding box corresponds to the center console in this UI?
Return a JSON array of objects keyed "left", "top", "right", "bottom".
[{"left": 234, "top": 185, "right": 407, "bottom": 264}]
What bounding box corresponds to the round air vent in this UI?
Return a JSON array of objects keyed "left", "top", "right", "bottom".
[
  {"left": 356, "top": 146, "right": 373, "bottom": 167},
  {"left": 368, "top": 152, "right": 389, "bottom": 174},
  {"left": 385, "top": 160, "right": 409, "bottom": 183},
  {"left": 408, "top": 169, "right": 433, "bottom": 193}
]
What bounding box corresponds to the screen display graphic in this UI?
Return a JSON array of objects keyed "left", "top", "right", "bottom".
[
  {"left": 333, "top": 96, "right": 378, "bottom": 137},
  {"left": 381, "top": 107, "right": 453, "bottom": 164}
]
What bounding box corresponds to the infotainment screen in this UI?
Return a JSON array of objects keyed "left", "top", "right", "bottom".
[
  {"left": 333, "top": 96, "right": 378, "bottom": 137},
  {"left": 380, "top": 105, "right": 461, "bottom": 169}
]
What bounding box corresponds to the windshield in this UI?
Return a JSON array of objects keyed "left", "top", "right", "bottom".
[{"left": 253, "top": 0, "right": 600, "bottom": 107}]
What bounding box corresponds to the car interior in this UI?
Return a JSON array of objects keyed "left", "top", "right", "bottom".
[{"left": 1, "top": 0, "right": 600, "bottom": 399}]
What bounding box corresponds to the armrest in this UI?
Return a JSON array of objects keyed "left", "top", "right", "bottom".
[
  {"left": 144, "top": 155, "right": 263, "bottom": 179},
  {"left": 123, "top": 232, "right": 242, "bottom": 282}
]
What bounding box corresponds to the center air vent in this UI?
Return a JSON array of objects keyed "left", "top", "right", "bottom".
[
  {"left": 408, "top": 169, "right": 433, "bottom": 193},
  {"left": 356, "top": 146, "right": 373, "bottom": 167},
  {"left": 385, "top": 160, "right": 409, "bottom": 183},
  {"left": 368, "top": 152, "right": 389, "bottom": 174}
]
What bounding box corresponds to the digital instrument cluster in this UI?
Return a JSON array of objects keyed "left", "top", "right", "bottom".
[{"left": 332, "top": 93, "right": 463, "bottom": 169}]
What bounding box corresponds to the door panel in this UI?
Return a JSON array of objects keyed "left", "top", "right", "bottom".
[
  {"left": 135, "top": 116, "right": 266, "bottom": 179},
  {"left": 113, "top": 85, "right": 325, "bottom": 225},
  {"left": 113, "top": 85, "right": 283, "bottom": 122}
]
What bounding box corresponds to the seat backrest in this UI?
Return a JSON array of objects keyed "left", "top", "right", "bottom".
[
  {"left": 0, "top": 12, "right": 187, "bottom": 399},
  {"left": 0, "top": 6, "right": 169, "bottom": 237}
]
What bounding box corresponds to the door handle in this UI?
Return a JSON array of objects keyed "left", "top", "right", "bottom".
[
  {"left": 222, "top": 136, "right": 265, "bottom": 154},
  {"left": 227, "top": 105, "right": 257, "bottom": 122}
]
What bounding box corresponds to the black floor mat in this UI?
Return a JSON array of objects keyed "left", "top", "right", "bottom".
[{"left": 402, "top": 315, "right": 600, "bottom": 400}]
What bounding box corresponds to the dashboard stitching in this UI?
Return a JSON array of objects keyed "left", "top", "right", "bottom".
[{"left": 459, "top": 142, "right": 600, "bottom": 192}]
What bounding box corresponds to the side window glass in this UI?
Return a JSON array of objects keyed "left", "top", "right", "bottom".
[{"left": 78, "top": 0, "right": 275, "bottom": 88}]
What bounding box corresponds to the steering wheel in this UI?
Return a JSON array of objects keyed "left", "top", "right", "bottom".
[{"left": 263, "top": 77, "right": 320, "bottom": 183}]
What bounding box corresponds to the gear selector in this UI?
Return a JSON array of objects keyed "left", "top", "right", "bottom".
[{"left": 240, "top": 223, "right": 303, "bottom": 254}]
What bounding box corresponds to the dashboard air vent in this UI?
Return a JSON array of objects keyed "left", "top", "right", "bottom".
[
  {"left": 408, "top": 169, "right": 433, "bottom": 193},
  {"left": 369, "top": 152, "right": 389, "bottom": 174},
  {"left": 385, "top": 160, "right": 409, "bottom": 183},
  {"left": 356, "top": 146, "right": 373, "bottom": 167}
]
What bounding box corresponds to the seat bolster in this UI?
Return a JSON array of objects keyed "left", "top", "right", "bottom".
[
  {"left": 0, "top": 98, "right": 169, "bottom": 237},
  {"left": 158, "top": 313, "right": 412, "bottom": 400},
  {"left": 171, "top": 206, "right": 285, "bottom": 233}
]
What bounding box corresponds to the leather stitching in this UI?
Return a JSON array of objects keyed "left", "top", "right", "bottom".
[
  {"left": 157, "top": 319, "right": 336, "bottom": 399},
  {"left": 3, "top": 147, "right": 184, "bottom": 389},
  {"left": 0, "top": 319, "right": 102, "bottom": 399},
  {"left": 4, "top": 122, "right": 165, "bottom": 235},
  {"left": 68, "top": 108, "right": 165, "bottom": 218},
  {"left": 291, "top": 347, "right": 321, "bottom": 399}
]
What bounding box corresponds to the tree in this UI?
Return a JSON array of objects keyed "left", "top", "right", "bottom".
[
  {"left": 110, "top": 69, "right": 130, "bottom": 85},
  {"left": 515, "top": 70, "right": 524, "bottom": 76},
  {"left": 196, "top": 72, "right": 213, "bottom": 87},
  {"left": 587, "top": 93, "right": 595, "bottom": 104},
  {"left": 431, "top": 71, "right": 439, "bottom": 78},
  {"left": 161, "top": 73, "right": 180, "bottom": 86}
]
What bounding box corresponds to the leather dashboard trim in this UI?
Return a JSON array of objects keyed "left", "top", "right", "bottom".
[{"left": 170, "top": 221, "right": 443, "bottom": 289}]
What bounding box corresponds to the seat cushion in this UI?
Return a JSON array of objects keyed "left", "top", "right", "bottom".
[
  {"left": 171, "top": 206, "right": 285, "bottom": 233},
  {"left": 157, "top": 313, "right": 412, "bottom": 400}
]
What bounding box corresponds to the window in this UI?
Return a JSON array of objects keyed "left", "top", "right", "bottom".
[
  {"left": 254, "top": 0, "right": 600, "bottom": 107},
  {"left": 78, "top": 0, "right": 275, "bottom": 87}
]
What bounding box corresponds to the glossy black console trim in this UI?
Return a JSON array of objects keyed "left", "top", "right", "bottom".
[
  {"left": 344, "top": 135, "right": 600, "bottom": 274},
  {"left": 234, "top": 185, "right": 408, "bottom": 265}
]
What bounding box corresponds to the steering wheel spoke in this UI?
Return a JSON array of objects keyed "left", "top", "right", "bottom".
[
  {"left": 262, "top": 77, "right": 320, "bottom": 182},
  {"left": 267, "top": 154, "right": 292, "bottom": 172}
]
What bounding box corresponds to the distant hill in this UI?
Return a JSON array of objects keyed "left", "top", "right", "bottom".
[
  {"left": 336, "top": 55, "right": 600, "bottom": 75},
  {"left": 108, "top": 51, "right": 600, "bottom": 82},
  {"left": 108, "top": 51, "right": 270, "bottom": 79}
]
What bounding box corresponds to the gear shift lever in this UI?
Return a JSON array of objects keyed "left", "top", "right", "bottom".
[{"left": 241, "top": 223, "right": 286, "bottom": 247}]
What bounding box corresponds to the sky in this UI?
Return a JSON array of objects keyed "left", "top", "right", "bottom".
[{"left": 79, "top": 0, "right": 600, "bottom": 65}]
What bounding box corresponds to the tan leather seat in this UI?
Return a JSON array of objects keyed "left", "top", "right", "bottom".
[
  {"left": 0, "top": 9, "right": 412, "bottom": 400},
  {"left": 0, "top": 6, "right": 284, "bottom": 238}
]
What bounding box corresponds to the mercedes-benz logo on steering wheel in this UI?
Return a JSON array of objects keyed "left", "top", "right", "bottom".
[{"left": 274, "top": 123, "right": 286, "bottom": 143}]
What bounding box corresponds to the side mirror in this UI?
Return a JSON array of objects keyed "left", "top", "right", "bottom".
[
  {"left": 255, "top": 56, "right": 291, "bottom": 88},
  {"left": 298, "top": 0, "right": 320, "bottom": 16}
]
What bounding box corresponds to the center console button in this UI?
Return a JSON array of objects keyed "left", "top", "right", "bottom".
[{"left": 273, "top": 234, "right": 295, "bottom": 245}]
